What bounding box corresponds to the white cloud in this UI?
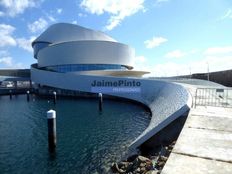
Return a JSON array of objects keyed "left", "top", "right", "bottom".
[
  {"left": 57, "top": 8, "right": 63, "bottom": 14},
  {"left": 152, "top": 62, "right": 187, "bottom": 77},
  {"left": 0, "top": 24, "right": 17, "bottom": 47},
  {"left": 220, "top": 9, "right": 232, "bottom": 20},
  {"left": 0, "top": 53, "right": 24, "bottom": 68},
  {"left": 204, "top": 46, "right": 232, "bottom": 55},
  {"left": 165, "top": 50, "right": 186, "bottom": 58},
  {"left": 146, "top": 46, "right": 232, "bottom": 77},
  {"left": 17, "top": 36, "right": 36, "bottom": 52},
  {"left": 0, "top": 50, "right": 8, "bottom": 56},
  {"left": 72, "top": 20, "right": 78, "bottom": 24},
  {"left": 80, "top": 0, "right": 145, "bottom": 30},
  {"left": 202, "top": 46, "right": 232, "bottom": 72},
  {"left": 134, "top": 55, "right": 146, "bottom": 63},
  {"left": 28, "top": 14, "right": 57, "bottom": 33},
  {"left": 132, "top": 55, "right": 152, "bottom": 76},
  {"left": 132, "top": 60, "right": 189, "bottom": 77},
  {"left": 78, "top": 13, "right": 87, "bottom": 17},
  {"left": 189, "top": 49, "right": 198, "bottom": 54},
  {"left": 132, "top": 55, "right": 189, "bottom": 77},
  {"left": 47, "top": 15, "right": 56, "bottom": 22},
  {"left": 106, "top": 18, "right": 120, "bottom": 30},
  {"left": 202, "top": 55, "right": 232, "bottom": 72},
  {"left": 12, "top": 62, "right": 24, "bottom": 68},
  {"left": 0, "top": 11, "right": 5, "bottom": 16},
  {"left": 132, "top": 55, "right": 147, "bottom": 69},
  {"left": 28, "top": 17, "right": 48, "bottom": 33},
  {"left": 0, "top": 56, "right": 13, "bottom": 66},
  {"left": 130, "top": 46, "right": 232, "bottom": 77},
  {"left": 0, "top": 0, "right": 40, "bottom": 17},
  {"left": 150, "top": 61, "right": 202, "bottom": 77},
  {"left": 0, "top": 23, "right": 37, "bottom": 52},
  {"left": 144, "top": 37, "right": 167, "bottom": 49}
]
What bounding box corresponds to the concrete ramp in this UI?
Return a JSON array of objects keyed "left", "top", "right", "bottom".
[{"left": 130, "top": 82, "right": 192, "bottom": 148}]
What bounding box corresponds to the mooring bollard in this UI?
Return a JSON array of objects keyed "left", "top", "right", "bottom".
[
  {"left": 26, "top": 90, "right": 30, "bottom": 102},
  {"left": 47, "top": 110, "right": 56, "bottom": 151},
  {"left": 53, "top": 91, "right": 57, "bottom": 105},
  {"left": 9, "top": 90, "right": 12, "bottom": 100},
  {"left": 98, "top": 93, "right": 103, "bottom": 112}
]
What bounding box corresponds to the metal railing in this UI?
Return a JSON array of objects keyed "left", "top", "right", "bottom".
[{"left": 194, "top": 88, "right": 232, "bottom": 108}]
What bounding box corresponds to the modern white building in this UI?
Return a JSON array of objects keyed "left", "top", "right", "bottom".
[
  {"left": 31, "top": 23, "right": 191, "bottom": 149},
  {"left": 31, "top": 23, "right": 148, "bottom": 81}
]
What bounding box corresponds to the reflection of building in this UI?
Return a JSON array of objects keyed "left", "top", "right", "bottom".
[{"left": 31, "top": 23, "right": 148, "bottom": 88}]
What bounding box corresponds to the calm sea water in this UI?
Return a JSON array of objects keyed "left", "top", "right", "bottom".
[{"left": 0, "top": 95, "right": 150, "bottom": 173}]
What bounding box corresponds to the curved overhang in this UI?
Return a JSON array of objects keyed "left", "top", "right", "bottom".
[
  {"left": 36, "top": 40, "right": 134, "bottom": 69},
  {"left": 70, "top": 70, "right": 150, "bottom": 77}
]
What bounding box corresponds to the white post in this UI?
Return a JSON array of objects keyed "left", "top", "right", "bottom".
[
  {"left": 27, "top": 90, "right": 30, "bottom": 102},
  {"left": 47, "top": 110, "right": 56, "bottom": 151},
  {"left": 98, "top": 93, "right": 103, "bottom": 111},
  {"left": 53, "top": 91, "right": 57, "bottom": 104}
]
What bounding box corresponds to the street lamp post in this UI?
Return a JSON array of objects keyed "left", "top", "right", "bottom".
[
  {"left": 189, "top": 66, "right": 192, "bottom": 79},
  {"left": 207, "top": 62, "right": 209, "bottom": 81}
]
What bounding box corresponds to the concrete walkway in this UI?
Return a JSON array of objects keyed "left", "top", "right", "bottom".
[{"left": 162, "top": 106, "right": 232, "bottom": 174}]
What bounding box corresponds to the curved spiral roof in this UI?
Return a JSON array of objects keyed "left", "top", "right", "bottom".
[
  {"left": 32, "top": 23, "right": 135, "bottom": 69},
  {"left": 32, "top": 23, "right": 116, "bottom": 46}
]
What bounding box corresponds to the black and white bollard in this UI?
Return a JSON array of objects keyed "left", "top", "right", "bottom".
[
  {"left": 53, "top": 91, "right": 57, "bottom": 105},
  {"left": 26, "top": 90, "right": 30, "bottom": 102},
  {"left": 98, "top": 93, "right": 103, "bottom": 112},
  {"left": 47, "top": 110, "right": 56, "bottom": 152},
  {"left": 9, "top": 90, "right": 12, "bottom": 100}
]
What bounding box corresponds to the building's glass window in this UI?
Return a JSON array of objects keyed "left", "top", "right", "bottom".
[{"left": 44, "top": 64, "right": 127, "bottom": 73}]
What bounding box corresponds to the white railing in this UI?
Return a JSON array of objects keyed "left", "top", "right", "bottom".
[{"left": 194, "top": 88, "right": 232, "bottom": 108}]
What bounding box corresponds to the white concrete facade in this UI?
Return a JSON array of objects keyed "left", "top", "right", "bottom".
[{"left": 36, "top": 41, "right": 134, "bottom": 68}]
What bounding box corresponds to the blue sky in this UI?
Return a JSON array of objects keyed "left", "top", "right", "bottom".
[{"left": 0, "top": 0, "right": 232, "bottom": 76}]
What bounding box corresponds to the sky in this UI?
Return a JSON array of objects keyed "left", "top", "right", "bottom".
[{"left": 0, "top": 0, "right": 232, "bottom": 77}]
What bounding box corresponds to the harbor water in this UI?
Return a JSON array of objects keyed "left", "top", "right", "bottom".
[{"left": 0, "top": 95, "right": 150, "bottom": 173}]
